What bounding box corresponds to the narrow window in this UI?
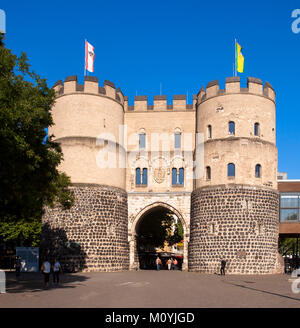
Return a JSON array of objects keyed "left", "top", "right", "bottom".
[
  {"left": 174, "top": 133, "right": 181, "bottom": 149},
  {"left": 206, "top": 166, "right": 211, "bottom": 180},
  {"left": 172, "top": 168, "right": 177, "bottom": 185},
  {"left": 228, "top": 163, "right": 235, "bottom": 177},
  {"left": 139, "top": 133, "right": 146, "bottom": 149},
  {"left": 255, "top": 164, "right": 261, "bottom": 178},
  {"left": 254, "top": 123, "right": 260, "bottom": 136},
  {"left": 142, "top": 168, "right": 148, "bottom": 185},
  {"left": 207, "top": 125, "right": 212, "bottom": 139},
  {"left": 178, "top": 168, "right": 184, "bottom": 185},
  {"left": 211, "top": 223, "right": 215, "bottom": 234},
  {"left": 258, "top": 223, "right": 262, "bottom": 234},
  {"left": 229, "top": 121, "right": 235, "bottom": 135},
  {"left": 136, "top": 168, "right": 141, "bottom": 185}
]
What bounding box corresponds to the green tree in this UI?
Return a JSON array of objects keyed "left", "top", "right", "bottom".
[
  {"left": 279, "top": 237, "right": 299, "bottom": 256},
  {"left": 0, "top": 34, "right": 74, "bottom": 247},
  {"left": 167, "top": 219, "right": 183, "bottom": 246}
]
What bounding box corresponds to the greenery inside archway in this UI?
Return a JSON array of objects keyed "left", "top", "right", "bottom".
[{"left": 135, "top": 207, "right": 183, "bottom": 271}]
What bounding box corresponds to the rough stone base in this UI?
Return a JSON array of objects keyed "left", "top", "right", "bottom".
[
  {"left": 42, "top": 184, "right": 129, "bottom": 272},
  {"left": 189, "top": 185, "right": 281, "bottom": 274}
]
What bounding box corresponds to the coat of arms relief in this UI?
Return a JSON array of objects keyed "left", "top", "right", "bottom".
[{"left": 153, "top": 167, "right": 166, "bottom": 184}]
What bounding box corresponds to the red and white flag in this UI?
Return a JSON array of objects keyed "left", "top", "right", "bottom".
[{"left": 85, "top": 40, "right": 95, "bottom": 73}]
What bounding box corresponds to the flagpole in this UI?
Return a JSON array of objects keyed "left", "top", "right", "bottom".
[
  {"left": 84, "top": 39, "right": 86, "bottom": 77},
  {"left": 234, "top": 39, "right": 236, "bottom": 76},
  {"left": 234, "top": 38, "right": 237, "bottom": 77}
]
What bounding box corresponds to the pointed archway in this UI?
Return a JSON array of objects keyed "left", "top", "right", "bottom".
[{"left": 129, "top": 202, "right": 189, "bottom": 271}]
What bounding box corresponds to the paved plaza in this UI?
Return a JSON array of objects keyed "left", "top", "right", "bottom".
[{"left": 1, "top": 270, "right": 300, "bottom": 308}]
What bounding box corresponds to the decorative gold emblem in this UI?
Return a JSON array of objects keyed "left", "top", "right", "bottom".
[{"left": 154, "top": 167, "right": 166, "bottom": 183}]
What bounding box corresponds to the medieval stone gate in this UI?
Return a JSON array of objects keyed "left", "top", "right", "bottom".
[
  {"left": 128, "top": 192, "right": 191, "bottom": 271},
  {"left": 43, "top": 75, "right": 284, "bottom": 274}
]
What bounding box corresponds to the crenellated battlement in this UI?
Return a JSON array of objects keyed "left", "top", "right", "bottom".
[
  {"left": 52, "top": 75, "right": 125, "bottom": 105},
  {"left": 124, "top": 94, "right": 196, "bottom": 112},
  {"left": 197, "top": 77, "right": 275, "bottom": 103},
  {"left": 52, "top": 75, "right": 275, "bottom": 110}
]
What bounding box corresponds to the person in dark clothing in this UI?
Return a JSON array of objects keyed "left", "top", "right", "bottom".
[
  {"left": 15, "top": 256, "right": 22, "bottom": 280},
  {"left": 220, "top": 259, "right": 226, "bottom": 275},
  {"left": 52, "top": 259, "right": 62, "bottom": 285}
]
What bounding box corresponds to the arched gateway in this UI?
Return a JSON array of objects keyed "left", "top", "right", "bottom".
[{"left": 128, "top": 201, "right": 190, "bottom": 271}]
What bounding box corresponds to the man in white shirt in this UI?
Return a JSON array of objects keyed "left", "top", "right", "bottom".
[{"left": 41, "top": 259, "right": 51, "bottom": 288}]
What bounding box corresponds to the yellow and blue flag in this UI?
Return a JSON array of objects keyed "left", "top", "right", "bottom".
[{"left": 236, "top": 40, "right": 244, "bottom": 73}]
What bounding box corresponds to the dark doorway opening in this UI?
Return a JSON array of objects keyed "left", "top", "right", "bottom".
[
  {"left": 135, "top": 206, "right": 183, "bottom": 270},
  {"left": 279, "top": 235, "right": 300, "bottom": 273}
]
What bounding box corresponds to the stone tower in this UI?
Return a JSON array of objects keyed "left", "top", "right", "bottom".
[
  {"left": 189, "top": 77, "right": 280, "bottom": 274},
  {"left": 43, "top": 75, "right": 129, "bottom": 271}
]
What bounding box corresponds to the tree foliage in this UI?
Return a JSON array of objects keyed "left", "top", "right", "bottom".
[
  {"left": 279, "top": 237, "right": 300, "bottom": 256},
  {"left": 0, "top": 34, "right": 74, "bottom": 246},
  {"left": 167, "top": 219, "right": 183, "bottom": 246}
]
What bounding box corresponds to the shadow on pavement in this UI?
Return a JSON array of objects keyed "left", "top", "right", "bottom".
[
  {"left": 5, "top": 272, "right": 90, "bottom": 294},
  {"left": 223, "top": 280, "right": 300, "bottom": 303}
]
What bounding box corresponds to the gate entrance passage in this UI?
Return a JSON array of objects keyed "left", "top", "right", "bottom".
[
  {"left": 136, "top": 206, "right": 183, "bottom": 270},
  {"left": 129, "top": 202, "right": 188, "bottom": 271}
]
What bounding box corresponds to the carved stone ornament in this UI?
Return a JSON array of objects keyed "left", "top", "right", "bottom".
[{"left": 153, "top": 167, "right": 166, "bottom": 183}]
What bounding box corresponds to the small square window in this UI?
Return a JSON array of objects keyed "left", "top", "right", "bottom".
[{"left": 280, "top": 209, "right": 298, "bottom": 222}]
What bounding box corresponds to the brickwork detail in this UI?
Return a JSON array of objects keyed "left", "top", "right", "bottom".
[
  {"left": 42, "top": 184, "right": 129, "bottom": 272},
  {"left": 189, "top": 185, "right": 280, "bottom": 274}
]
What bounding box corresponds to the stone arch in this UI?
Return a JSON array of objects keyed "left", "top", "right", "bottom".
[
  {"left": 170, "top": 155, "right": 187, "bottom": 169},
  {"left": 150, "top": 155, "right": 170, "bottom": 168},
  {"left": 129, "top": 201, "right": 189, "bottom": 271},
  {"left": 138, "top": 128, "right": 146, "bottom": 134},
  {"left": 131, "top": 156, "right": 149, "bottom": 172},
  {"left": 131, "top": 201, "right": 187, "bottom": 234}
]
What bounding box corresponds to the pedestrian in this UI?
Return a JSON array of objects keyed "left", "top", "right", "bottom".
[
  {"left": 173, "top": 258, "right": 178, "bottom": 270},
  {"left": 41, "top": 259, "right": 51, "bottom": 288},
  {"left": 167, "top": 258, "right": 172, "bottom": 270},
  {"left": 52, "top": 259, "right": 62, "bottom": 286},
  {"left": 15, "top": 256, "right": 22, "bottom": 280},
  {"left": 156, "top": 256, "right": 161, "bottom": 271},
  {"left": 220, "top": 259, "right": 226, "bottom": 276}
]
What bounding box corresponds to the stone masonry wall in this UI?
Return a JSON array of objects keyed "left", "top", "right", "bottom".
[
  {"left": 42, "top": 184, "right": 129, "bottom": 272},
  {"left": 189, "top": 185, "right": 280, "bottom": 274}
]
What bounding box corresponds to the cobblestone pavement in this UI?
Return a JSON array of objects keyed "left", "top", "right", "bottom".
[{"left": 1, "top": 271, "right": 300, "bottom": 308}]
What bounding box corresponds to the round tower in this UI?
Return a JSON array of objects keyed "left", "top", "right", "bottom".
[
  {"left": 42, "top": 75, "right": 129, "bottom": 272},
  {"left": 189, "top": 76, "right": 282, "bottom": 274}
]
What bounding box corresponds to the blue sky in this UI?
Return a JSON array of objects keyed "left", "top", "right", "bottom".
[{"left": 2, "top": 0, "right": 300, "bottom": 178}]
